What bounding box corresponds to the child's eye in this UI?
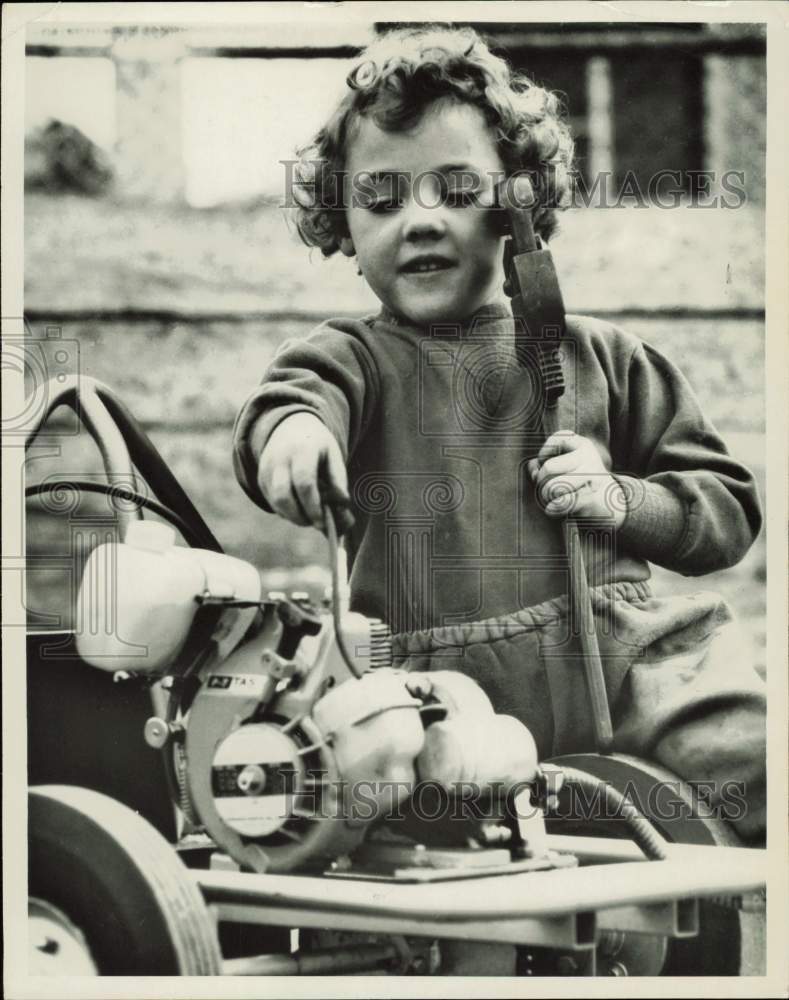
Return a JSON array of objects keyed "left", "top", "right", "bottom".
[
  {"left": 368, "top": 199, "right": 402, "bottom": 214},
  {"left": 445, "top": 188, "right": 477, "bottom": 208}
]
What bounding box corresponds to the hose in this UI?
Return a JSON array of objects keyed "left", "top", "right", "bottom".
[
  {"left": 554, "top": 766, "right": 669, "bottom": 861},
  {"left": 323, "top": 504, "right": 364, "bottom": 679},
  {"left": 26, "top": 479, "right": 202, "bottom": 548},
  {"left": 24, "top": 376, "right": 222, "bottom": 552},
  {"left": 95, "top": 385, "right": 222, "bottom": 552}
]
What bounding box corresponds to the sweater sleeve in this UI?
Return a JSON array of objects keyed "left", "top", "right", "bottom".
[
  {"left": 610, "top": 338, "right": 762, "bottom": 575},
  {"left": 232, "top": 321, "right": 380, "bottom": 509}
]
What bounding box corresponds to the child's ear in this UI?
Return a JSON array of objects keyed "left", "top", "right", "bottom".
[{"left": 339, "top": 237, "right": 356, "bottom": 258}]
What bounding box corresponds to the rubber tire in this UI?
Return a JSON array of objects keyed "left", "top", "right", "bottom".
[{"left": 29, "top": 785, "right": 221, "bottom": 975}]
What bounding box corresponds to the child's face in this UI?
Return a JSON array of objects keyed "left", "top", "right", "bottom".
[{"left": 344, "top": 101, "right": 506, "bottom": 326}]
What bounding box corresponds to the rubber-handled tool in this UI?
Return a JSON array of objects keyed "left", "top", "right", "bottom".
[{"left": 500, "top": 176, "right": 614, "bottom": 752}]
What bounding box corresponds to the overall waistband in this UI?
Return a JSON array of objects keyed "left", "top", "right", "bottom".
[{"left": 393, "top": 580, "right": 653, "bottom": 653}]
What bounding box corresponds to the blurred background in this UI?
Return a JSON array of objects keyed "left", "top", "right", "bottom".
[{"left": 23, "top": 19, "right": 766, "bottom": 674}]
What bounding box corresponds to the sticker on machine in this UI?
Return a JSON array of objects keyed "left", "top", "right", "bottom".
[
  {"left": 206, "top": 673, "right": 266, "bottom": 696},
  {"left": 212, "top": 723, "right": 304, "bottom": 837}
]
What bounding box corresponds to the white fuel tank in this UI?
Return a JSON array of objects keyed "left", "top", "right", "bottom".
[{"left": 75, "top": 520, "right": 260, "bottom": 674}]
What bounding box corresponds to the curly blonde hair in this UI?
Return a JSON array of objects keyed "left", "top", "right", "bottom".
[{"left": 292, "top": 25, "right": 575, "bottom": 255}]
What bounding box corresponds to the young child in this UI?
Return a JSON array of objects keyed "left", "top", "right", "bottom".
[{"left": 233, "top": 27, "right": 766, "bottom": 843}]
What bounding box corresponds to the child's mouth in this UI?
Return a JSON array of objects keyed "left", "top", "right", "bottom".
[{"left": 400, "top": 255, "right": 455, "bottom": 275}]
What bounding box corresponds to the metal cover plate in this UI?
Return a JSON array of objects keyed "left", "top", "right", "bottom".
[{"left": 323, "top": 849, "right": 577, "bottom": 883}]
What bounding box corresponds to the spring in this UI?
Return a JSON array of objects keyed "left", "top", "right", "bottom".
[{"left": 368, "top": 620, "right": 394, "bottom": 668}]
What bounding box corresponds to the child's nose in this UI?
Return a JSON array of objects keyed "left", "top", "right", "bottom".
[{"left": 401, "top": 185, "right": 448, "bottom": 241}]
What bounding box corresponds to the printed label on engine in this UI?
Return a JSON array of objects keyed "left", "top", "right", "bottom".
[{"left": 206, "top": 674, "right": 266, "bottom": 696}]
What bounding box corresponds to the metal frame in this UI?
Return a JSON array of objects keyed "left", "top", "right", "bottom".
[{"left": 195, "top": 836, "right": 765, "bottom": 955}]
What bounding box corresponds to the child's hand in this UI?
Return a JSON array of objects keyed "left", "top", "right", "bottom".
[
  {"left": 257, "top": 413, "right": 355, "bottom": 534},
  {"left": 527, "top": 431, "right": 627, "bottom": 527}
]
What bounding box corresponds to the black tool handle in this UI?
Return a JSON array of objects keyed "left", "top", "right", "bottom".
[
  {"left": 499, "top": 177, "right": 540, "bottom": 253},
  {"left": 501, "top": 177, "right": 614, "bottom": 752}
]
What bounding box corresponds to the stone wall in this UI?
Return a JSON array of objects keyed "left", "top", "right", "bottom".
[{"left": 23, "top": 192, "right": 766, "bottom": 674}]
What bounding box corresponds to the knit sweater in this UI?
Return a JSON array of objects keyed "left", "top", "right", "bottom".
[{"left": 233, "top": 303, "right": 762, "bottom": 634}]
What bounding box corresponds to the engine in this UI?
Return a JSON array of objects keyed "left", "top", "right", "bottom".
[{"left": 76, "top": 520, "right": 547, "bottom": 875}]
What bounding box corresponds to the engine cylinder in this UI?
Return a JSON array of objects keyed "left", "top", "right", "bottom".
[{"left": 313, "top": 670, "right": 425, "bottom": 819}]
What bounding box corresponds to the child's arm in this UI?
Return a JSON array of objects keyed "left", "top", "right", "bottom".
[
  {"left": 610, "top": 338, "right": 762, "bottom": 575},
  {"left": 255, "top": 412, "right": 352, "bottom": 531},
  {"left": 528, "top": 330, "right": 762, "bottom": 576},
  {"left": 232, "top": 320, "right": 378, "bottom": 530}
]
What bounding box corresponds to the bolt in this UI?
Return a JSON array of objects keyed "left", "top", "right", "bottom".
[
  {"left": 608, "top": 961, "right": 628, "bottom": 976},
  {"left": 35, "top": 937, "right": 59, "bottom": 955},
  {"left": 237, "top": 764, "right": 266, "bottom": 795},
  {"left": 144, "top": 717, "right": 169, "bottom": 749}
]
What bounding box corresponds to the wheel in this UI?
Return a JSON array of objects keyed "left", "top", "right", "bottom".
[
  {"left": 546, "top": 754, "right": 765, "bottom": 976},
  {"left": 29, "top": 897, "right": 99, "bottom": 975},
  {"left": 29, "top": 785, "right": 222, "bottom": 975}
]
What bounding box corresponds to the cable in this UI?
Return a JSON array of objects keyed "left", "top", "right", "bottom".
[
  {"left": 25, "top": 480, "right": 203, "bottom": 548},
  {"left": 95, "top": 386, "right": 222, "bottom": 552},
  {"left": 323, "top": 504, "right": 364, "bottom": 679},
  {"left": 553, "top": 766, "right": 669, "bottom": 861},
  {"left": 24, "top": 375, "right": 222, "bottom": 553}
]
